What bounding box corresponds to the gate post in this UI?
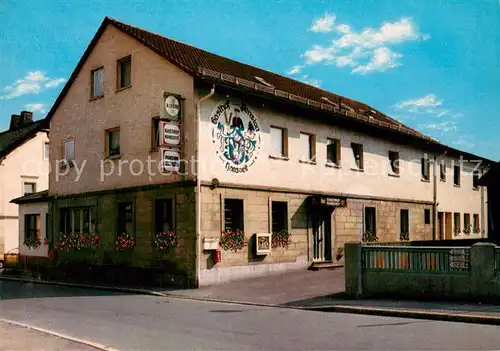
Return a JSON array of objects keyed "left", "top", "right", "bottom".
[{"left": 344, "top": 242, "right": 362, "bottom": 297}]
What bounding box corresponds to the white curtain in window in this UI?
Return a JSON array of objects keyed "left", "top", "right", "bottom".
[
  {"left": 270, "top": 127, "right": 283, "bottom": 156},
  {"left": 64, "top": 140, "right": 75, "bottom": 161},
  {"left": 93, "top": 69, "right": 104, "bottom": 97},
  {"left": 299, "top": 133, "right": 310, "bottom": 159}
]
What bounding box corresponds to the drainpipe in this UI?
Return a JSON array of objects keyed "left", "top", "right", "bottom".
[
  {"left": 433, "top": 150, "right": 447, "bottom": 241},
  {"left": 195, "top": 84, "right": 215, "bottom": 288}
]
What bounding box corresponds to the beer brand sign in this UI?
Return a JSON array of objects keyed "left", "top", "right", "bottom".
[{"left": 210, "top": 100, "right": 261, "bottom": 173}]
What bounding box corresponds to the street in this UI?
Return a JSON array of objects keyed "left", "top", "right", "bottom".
[{"left": 1, "top": 280, "right": 500, "bottom": 350}]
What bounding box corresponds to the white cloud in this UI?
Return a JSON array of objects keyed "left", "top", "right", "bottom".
[
  {"left": 300, "top": 75, "right": 321, "bottom": 88},
  {"left": 299, "top": 15, "right": 429, "bottom": 74},
  {"left": 310, "top": 13, "right": 336, "bottom": 33},
  {"left": 24, "top": 103, "right": 46, "bottom": 114},
  {"left": 45, "top": 78, "right": 66, "bottom": 88},
  {"left": 452, "top": 135, "right": 475, "bottom": 149},
  {"left": 352, "top": 47, "right": 402, "bottom": 74},
  {"left": 0, "top": 70, "right": 66, "bottom": 100},
  {"left": 287, "top": 65, "right": 303, "bottom": 75},
  {"left": 419, "top": 121, "right": 458, "bottom": 133},
  {"left": 394, "top": 94, "right": 443, "bottom": 110}
]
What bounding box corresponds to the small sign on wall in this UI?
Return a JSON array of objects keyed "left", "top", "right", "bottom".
[
  {"left": 163, "top": 93, "right": 181, "bottom": 121},
  {"left": 255, "top": 233, "right": 271, "bottom": 255},
  {"left": 159, "top": 121, "right": 181, "bottom": 147},
  {"left": 161, "top": 148, "right": 181, "bottom": 173}
]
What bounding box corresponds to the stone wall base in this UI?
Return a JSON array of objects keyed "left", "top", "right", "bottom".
[{"left": 198, "top": 255, "right": 309, "bottom": 286}]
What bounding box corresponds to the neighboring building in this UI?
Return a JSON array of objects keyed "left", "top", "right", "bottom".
[
  {"left": 43, "top": 17, "right": 492, "bottom": 287},
  {"left": 478, "top": 162, "right": 500, "bottom": 244},
  {"left": 11, "top": 191, "right": 50, "bottom": 262},
  {"left": 0, "top": 112, "right": 49, "bottom": 266}
]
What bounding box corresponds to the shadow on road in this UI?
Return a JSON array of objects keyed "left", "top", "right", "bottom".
[{"left": 0, "top": 280, "right": 126, "bottom": 301}]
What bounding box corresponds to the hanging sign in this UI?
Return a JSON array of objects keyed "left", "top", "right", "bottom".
[
  {"left": 159, "top": 121, "right": 181, "bottom": 147},
  {"left": 161, "top": 148, "right": 181, "bottom": 173},
  {"left": 163, "top": 93, "right": 181, "bottom": 120}
]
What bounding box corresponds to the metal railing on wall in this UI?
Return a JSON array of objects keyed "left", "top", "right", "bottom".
[{"left": 362, "top": 245, "right": 470, "bottom": 274}]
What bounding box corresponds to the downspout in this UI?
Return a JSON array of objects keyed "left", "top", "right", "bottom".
[
  {"left": 195, "top": 83, "right": 215, "bottom": 288},
  {"left": 433, "top": 150, "right": 447, "bottom": 241}
]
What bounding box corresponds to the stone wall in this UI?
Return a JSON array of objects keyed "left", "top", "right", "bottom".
[
  {"left": 199, "top": 185, "right": 310, "bottom": 272},
  {"left": 49, "top": 184, "right": 197, "bottom": 286}
]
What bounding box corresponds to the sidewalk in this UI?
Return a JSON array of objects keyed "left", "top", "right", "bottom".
[
  {"left": 2, "top": 267, "right": 500, "bottom": 325},
  {"left": 0, "top": 320, "right": 101, "bottom": 351}
]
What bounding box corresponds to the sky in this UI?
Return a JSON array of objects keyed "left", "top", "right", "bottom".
[{"left": 1, "top": 0, "right": 499, "bottom": 160}]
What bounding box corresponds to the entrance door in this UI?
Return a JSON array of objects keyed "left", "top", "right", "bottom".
[
  {"left": 438, "top": 212, "right": 444, "bottom": 240},
  {"left": 445, "top": 212, "right": 452, "bottom": 240},
  {"left": 312, "top": 207, "right": 333, "bottom": 261}
]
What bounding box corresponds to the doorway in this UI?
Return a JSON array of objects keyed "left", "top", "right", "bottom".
[
  {"left": 445, "top": 212, "right": 452, "bottom": 240},
  {"left": 312, "top": 207, "right": 333, "bottom": 261}
]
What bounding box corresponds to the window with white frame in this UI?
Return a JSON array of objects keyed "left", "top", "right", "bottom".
[
  {"left": 106, "top": 127, "right": 120, "bottom": 157},
  {"left": 24, "top": 182, "right": 36, "bottom": 195},
  {"left": 60, "top": 207, "right": 95, "bottom": 234},
  {"left": 63, "top": 139, "right": 75, "bottom": 164},
  {"left": 299, "top": 132, "right": 315, "bottom": 161},
  {"left": 155, "top": 199, "right": 174, "bottom": 233},
  {"left": 271, "top": 201, "right": 288, "bottom": 233},
  {"left": 44, "top": 142, "right": 50, "bottom": 160},
  {"left": 270, "top": 126, "right": 287, "bottom": 157},
  {"left": 91, "top": 67, "right": 104, "bottom": 98}
]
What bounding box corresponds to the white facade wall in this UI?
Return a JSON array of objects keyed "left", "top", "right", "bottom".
[
  {"left": 18, "top": 201, "right": 49, "bottom": 257},
  {"left": 0, "top": 132, "right": 49, "bottom": 256},
  {"left": 197, "top": 91, "right": 488, "bottom": 238}
]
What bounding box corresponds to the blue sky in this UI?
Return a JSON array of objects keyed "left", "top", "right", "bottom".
[{"left": 1, "top": 0, "right": 499, "bottom": 160}]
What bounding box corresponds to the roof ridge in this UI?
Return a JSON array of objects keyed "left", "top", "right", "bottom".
[{"left": 0, "top": 119, "right": 45, "bottom": 136}]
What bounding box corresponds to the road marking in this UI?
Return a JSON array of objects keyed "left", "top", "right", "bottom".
[{"left": 0, "top": 318, "right": 119, "bottom": 351}]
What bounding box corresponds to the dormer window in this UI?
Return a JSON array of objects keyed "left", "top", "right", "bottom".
[{"left": 254, "top": 76, "right": 274, "bottom": 88}]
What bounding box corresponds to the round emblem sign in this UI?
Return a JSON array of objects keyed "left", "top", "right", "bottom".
[
  {"left": 210, "top": 100, "right": 261, "bottom": 173},
  {"left": 164, "top": 95, "right": 180, "bottom": 119}
]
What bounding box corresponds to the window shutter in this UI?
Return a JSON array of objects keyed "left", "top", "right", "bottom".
[
  {"left": 283, "top": 128, "right": 288, "bottom": 157},
  {"left": 336, "top": 140, "right": 341, "bottom": 164}
]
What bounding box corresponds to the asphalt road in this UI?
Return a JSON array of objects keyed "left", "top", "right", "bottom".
[{"left": 1, "top": 280, "right": 500, "bottom": 350}]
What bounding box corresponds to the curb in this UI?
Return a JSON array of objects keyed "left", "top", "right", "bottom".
[
  {"left": 0, "top": 318, "right": 119, "bottom": 351},
  {"left": 304, "top": 304, "right": 500, "bottom": 326},
  {"left": 2, "top": 275, "right": 500, "bottom": 326}
]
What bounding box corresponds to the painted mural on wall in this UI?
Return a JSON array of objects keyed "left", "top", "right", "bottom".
[{"left": 210, "top": 99, "right": 261, "bottom": 173}]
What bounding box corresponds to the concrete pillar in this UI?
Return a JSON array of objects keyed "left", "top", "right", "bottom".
[
  {"left": 344, "top": 242, "right": 361, "bottom": 297},
  {"left": 470, "top": 242, "right": 496, "bottom": 297}
]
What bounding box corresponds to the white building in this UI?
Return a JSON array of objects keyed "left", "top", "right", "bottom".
[{"left": 0, "top": 112, "right": 49, "bottom": 266}]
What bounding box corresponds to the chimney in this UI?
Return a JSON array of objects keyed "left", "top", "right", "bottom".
[
  {"left": 20, "top": 111, "right": 33, "bottom": 124},
  {"left": 9, "top": 114, "right": 21, "bottom": 130},
  {"left": 9, "top": 111, "right": 34, "bottom": 130}
]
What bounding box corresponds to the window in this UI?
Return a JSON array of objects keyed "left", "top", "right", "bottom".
[
  {"left": 454, "top": 213, "right": 461, "bottom": 233},
  {"left": 151, "top": 117, "right": 160, "bottom": 150},
  {"left": 106, "top": 128, "right": 120, "bottom": 157},
  {"left": 454, "top": 165, "right": 461, "bottom": 186},
  {"left": 421, "top": 156, "right": 430, "bottom": 181},
  {"left": 117, "top": 56, "right": 131, "bottom": 89},
  {"left": 473, "top": 171, "right": 480, "bottom": 190},
  {"left": 327, "top": 138, "right": 341, "bottom": 165},
  {"left": 63, "top": 139, "right": 75, "bottom": 164},
  {"left": 364, "top": 207, "right": 376, "bottom": 235},
  {"left": 91, "top": 67, "right": 104, "bottom": 98},
  {"left": 388, "top": 151, "right": 399, "bottom": 174},
  {"left": 224, "top": 198, "right": 244, "bottom": 232},
  {"left": 351, "top": 143, "right": 364, "bottom": 170},
  {"left": 270, "top": 126, "right": 287, "bottom": 158},
  {"left": 24, "top": 182, "right": 36, "bottom": 195},
  {"left": 473, "top": 214, "right": 480, "bottom": 232},
  {"left": 60, "top": 207, "right": 95, "bottom": 234},
  {"left": 25, "top": 214, "right": 41, "bottom": 241},
  {"left": 155, "top": 199, "right": 174, "bottom": 233},
  {"left": 299, "top": 132, "right": 315, "bottom": 161},
  {"left": 464, "top": 213, "right": 471, "bottom": 232},
  {"left": 271, "top": 201, "right": 288, "bottom": 233},
  {"left": 44, "top": 142, "right": 50, "bottom": 160},
  {"left": 118, "top": 202, "right": 134, "bottom": 234},
  {"left": 424, "top": 209, "right": 431, "bottom": 225},
  {"left": 440, "top": 162, "right": 446, "bottom": 182},
  {"left": 400, "top": 209, "right": 409, "bottom": 234}
]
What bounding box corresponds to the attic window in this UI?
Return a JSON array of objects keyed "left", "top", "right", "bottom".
[{"left": 254, "top": 76, "right": 274, "bottom": 88}]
